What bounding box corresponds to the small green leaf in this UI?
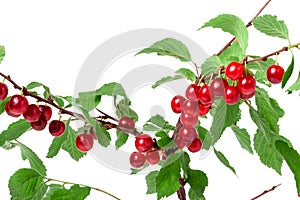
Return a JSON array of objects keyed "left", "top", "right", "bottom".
[
  {"left": 52, "top": 96, "right": 65, "bottom": 107},
  {"left": 247, "top": 57, "right": 276, "bottom": 71},
  {"left": 186, "top": 168, "right": 208, "bottom": 198},
  {"left": 96, "top": 82, "right": 127, "bottom": 97},
  {"left": 231, "top": 125, "right": 253, "bottom": 154},
  {"left": 276, "top": 141, "right": 300, "bottom": 196},
  {"left": 47, "top": 132, "right": 67, "bottom": 158},
  {"left": 282, "top": 54, "right": 294, "bottom": 88},
  {"left": 223, "top": 103, "right": 241, "bottom": 129},
  {"left": 155, "top": 132, "right": 175, "bottom": 149},
  {"left": 176, "top": 68, "right": 197, "bottom": 82},
  {"left": 287, "top": 72, "right": 300, "bottom": 93},
  {"left": 115, "top": 99, "right": 139, "bottom": 122},
  {"left": 49, "top": 184, "right": 91, "bottom": 200},
  {"left": 43, "top": 184, "right": 64, "bottom": 200},
  {"left": 152, "top": 74, "right": 183, "bottom": 89},
  {"left": 255, "top": 70, "right": 271, "bottom": 87},
  {"left": 210, "top": 99, "right": 226, "bottom": 144},
  {"left": 143, "top": 115, "right": 175, "bottom": 132},
  {"left": 201, "top": 56, "right": 222, "bottom": 76},
  {"left": 219, "top": 42, "right": 243, "bottom": 65},
  {"left": 189, "top": 189, "right": 206, "bottom": 200},
  {"left": 115, "top": 130, "right": 128, "bottom": 149},
  {"left": 136, "top": 38, "right": 192, "bottom": 62},
  {"left": 18, "top": 141, "right": 47, "bottom": 176},
  {"left": 253, "top": 15, "right": 289, "bottom": 40},
  {"left": 214, "top": 148, "right": 237, "bottom": 175},
  {"left": 79, "top": 91, "right": 101, "bottom": 112},
  {"left": 0, "top": 46, "right": 5, "bottom": 63},
  {"left": 130, "top": 162, "right": 150, "bottom": 175},
  {"left": 195, "top": 125, "right": 212, "bottom": 150},
  {"left": 0, "top": 96, "right": 10, "bottom": 115},
  {"left": 200, "top": 14, "right": 248, "bottom": 55},
  {"left": 1, "top": 141, "right": 18, "bottom": 150},
  {"left": 146, "top": 170, "right": 159, "bottom": 194}
]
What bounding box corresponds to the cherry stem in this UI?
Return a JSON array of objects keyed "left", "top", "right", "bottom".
[
  {"left": 45, "top": 177, "right": 121, "bottom": 200},
  {"left": 177, "top": 177, "right": 187, "bottom": 200},
  {"left": 250, "top": 184, "right": 281, "bottom": 200}
]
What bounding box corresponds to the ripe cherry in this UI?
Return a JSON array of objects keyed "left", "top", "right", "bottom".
[
  {"left": 0, "top": 83, "right": 8, "bottom": 100},
  {"left": 267, "top": 65, "right": 284, "bottom": 84},
  {"left": 182, "top": 99, "right": 199, "bottom": 116},
  {"left": 39, "top": 105, "right": 52, "bottom": 121},
  {"left": 23, "top": 104, "right": 41, "bottom": 122},
  {"left": 135, "top": 134, "right": 153, "bottom": 152},
  {"left": 31, "top": 114, "right": 47, "bottom": 131},
  {"left": 240, "top": 90, "right": 256, "bottom": 100},
  {"left": 171, "top": 95, "right": 185, "bottom": 113},
  {"left": 8, "top": 95, "right": 29, "bottom": 115},
  {"left": 237, "top": 75, "right": 256, "bottom": 95},
  {"left": 225, "top": 62, "right": 245, "bottom": 80},
  {"left": 210, "top": 78, "right": 228, "bottom": 97},
  {"left": 49, "top": 120, "right": 66, "bottom": 137},
  {"left": 175, "top": 136, "right": 186, "bottom": 149},
  {"left": 185, "top": 84, "right": 200, "bottom": 101},
  {"left": 198, "top": 84, "right": 213, "bottom": 106},
  {"left": 5, "top": 103, "right": 20, "bottom": 117},
  {"left": 180, "top": 112, "right": 198, "bottom": 128},
  {"left": 146, "top": 150, "right": 160, "bottom": 165},
  {"left": 89, "top": 127, "right": 98, "bottom": 140},
  {"left": 75, "top": 133, "right": 94, "bottom": 152},
  {"left": 188, "top": 138, "right": 202, "bottom": 153},
  {"left": 224, "top": 86, "right": 240, "bottom": 105},
  {"left": 130, "top": 152, "right": 146, "bottom": 168},
  {"left": 178, "top": 126, "right": 198, "bottom": 144},
  {"left": 199, "top": 104, "right": 210, "bottom": 116},
  {"left": 118, "top": 116, "right": 135, "bottom": 130}
]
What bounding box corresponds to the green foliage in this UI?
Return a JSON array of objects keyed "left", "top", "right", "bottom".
[
  {"left": 0, "top": 45, "right": 5, "bottom": 63},
  {"left": 146, "top": 171, "right": 159, "bottom": 194},
  {"left": 78, "top": 91, "right": 101, "bottom": 112},
  {"left": 47, "top": 131, "right": 67, "bottom": 158},
  {"left": 47, "top": 184, "right": 91, "bottom": 200},
  {"left": 255, "top": 70, "right": 271, "bottom": 87},
  {"left": 201, "top": 56, "right": 222, "bottom": 76},
  {"left": 155, "top": 131, "right": 175, "bottom": 149},
  {"left": 214, "top": 148, "right": 236, "bottom": 175},
  {"left": 287, "top": 72, "right": 300, "bottom": 93},
  {"left": 189, "top": 189, "right": 206, "bottom": 200},
  {"left": 96, "top": 82, "right": 127, "bottom": 97},
  {"left": 200, "top": 14, "right": 248, "bottom": 55},
  {"left": 195, "top": 124, "right": 212, "bottom": 150},
  {"left": 143, "top": 115, "right": 175, "bottom": 132},
  {"left": 247, "top": 56, "right": 276, "bottom": 71},
  {"left": 115, "top": 99, "right": 139, "bottom": 122},
  {"left": 0, "top": 96, "right": 10, "bottom": 115},
  {"left": 219, "top": 42, "right": 243, "bottom": 65},
  {"left": 43, "top": 184, "right": 64, "bottom": 200},
  {"left": 231, "top": 125, "right": 253, "bottom": 154},
  {"left": 186, "top": 168, "right": 208, "bottom": 198},
  {"left": 115, "top": 130, "right": 129, "bottom": 149},
  {"left": 136, "top": 38, "right": 192, "bottom": 62},
  {"left": 282, "top": 54, "right": 294, "bottom": 88}
]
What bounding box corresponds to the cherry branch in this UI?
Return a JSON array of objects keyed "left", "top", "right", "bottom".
[{"left": 250, "top": 184, "right": 281, "bottom": 200}]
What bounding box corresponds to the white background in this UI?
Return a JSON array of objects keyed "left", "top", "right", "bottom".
[{"left": 0, "top": 0, "right": 300, "bottom": 199}]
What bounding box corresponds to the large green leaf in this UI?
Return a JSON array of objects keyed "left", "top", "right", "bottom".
[
  {"left": 255, "top": 70, "right": 271, "bottom": 87},
  {"left": 189, "top": 189, "right": 206, "bottom": 200},
  {"left": 96, "top": 82, "right": 127, "bottom": 97},
  {"left": 201, "top": 56, "right": 222, "bottom": 76},
  {"left": 247, "top": 57, "right": 276, "bottom": 71},
  {"left": 219, "top": 42, "right": 243, "bottom": 65},
  {"left": 210, "top": 99, "right": 226, "bottom": 144},
  {"left": 200, "top": 14, "right": 248, "bottom": 55},
  {"left": 136, "top": 38, "right": 192, "bottom": 62},
  {"left": 253, "top": 15, "right": 289, "bottom": 40},
  {"left": 186, "top": 168, "right": 208, "bottom": 198},
  {"left": 48, "top": 184, "right": 91, "bottom": 200},
  {"left": 115, "top": 130, "right": 128, "bottom": 149},
  {"left": 43, "top": 184, "right": 64, "bottom": 200},
  {"left": 214, "top": 148, "right": 237, "bottom": 175},
  {"left": 78, "top": 91, "right": 101, "bottom": 112},
  {"left": 0, "top": 46, "right": 5, "bottom": 63},
  {"left": 287, "top": 72, "right": 300, "bottom": 93},
  {"left": 143, "top": 115, "right": 175, "bottom": 132},
  {"left": 282, "top": 54, "right": 294, "bottom": 88},
  {"left": 145, "top": 171, "right": 159, "bottom": 194},
  {"left": 231, "top": 125, "right": 253, "bottom": 154},
  {"left": 46, "top": 131, "right": 67, "bottom": 158}
]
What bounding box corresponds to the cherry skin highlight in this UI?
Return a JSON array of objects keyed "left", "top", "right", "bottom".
[
  {"left": 185, "top": 84, "right": 200, "bottom": 101},
  {"left": 267, "top": 65, "right": 285, "bottom": 84},
  {"left": 225, "top": 62, "right": 245, "bottom": 80},
  {"left": 75, "top": 133, "right": 94, "bottom": 152},
  {"left": 5, "top": 103, "right": 20, "bottom": 117},
  {"left": 8, "top": 95, "right": 29, "bottom": 115},
  {"left": 171, "top": 95, "right": 185, "bottom": 113},
  {"left": 182, "top": 99, "right": 199, "bottom": 116},
  {"left": 180, "top": 112, "right": 198, "bottom": 128},
  {"left": 118, "top": 116, "right": 135, "bottom": 130},
  {"left": 198, "top": 84, "right": 213, "bottom": 106},
  {"left": 178, "top": 126, "right": 198, "bottom": 144},
  {"left": 224, "top": 86, "right": 240, "bottom": 105},
  {"left": 49, "top": 120, "right": 66, "bottom": 137},
  {"left": 23, "top": 104, "right": 41, "bottom": 122},
  {"left": 135, "top": 134, "right": 153, "bottom": 152},
  {"left": 39, "top": 105, "right": 52, "bottom": 121},
  {"left": 130, "top": 152, "right": 146, "bottom": 168},
  {"left": 237, "top": 75, "right": 256, "bottom": 95},
  {"left": 210, "top": 78, "right": 228, "bottom": 97}
]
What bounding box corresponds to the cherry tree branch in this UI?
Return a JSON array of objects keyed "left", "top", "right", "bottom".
[{"left": 250, "top": 184, "right": 281, "bottom": 200}]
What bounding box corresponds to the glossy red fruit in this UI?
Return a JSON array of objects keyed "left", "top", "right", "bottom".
[
  {"left": 180, "top": 112, "right": 198, "bottom": 128},
  {"left": 240, "top": 90, "right": 256, "bottom": 100},
  {"left": 8, "top": 95, "right": 29, "bottom": 115},
  {"left": 175, "top": 136, "right": 186, "bottom": 149},
  {"left": 75, "top": 133, "right": 94, "bottom": 152},
  {"left": 130, "top": 152, "right": 146, "bottom": 168},
  {"left": 146, "top": 150, "right": 160, "bottom": 165},
  {"left": 188, "top": 138, "right": 202, "bottom": 153},
  {"left": 210, "top": 78, "right": 228, "bottom": 97},
  {"left": 171, "top": 95, "right": 185, "bottom": 113},
  {"left": 31, "top": 114, "right": 47, "bottom": 131},
  {"left": 182, "top": 99, "right": 199, "bottom": 116},
  {"left": 135, "top": 134, "right": 153, "bottom": 152},
  {"left": 185, "top": 84, "right": 200, "bottom": 101},
  {"left": 0, "top": 83, "right": 8, "bottom": 100},
  {"left": 39, "top": 105, "right": 52, "bottom": 121},
  {"left": 118, "top": 116, "right": 135, "bottom": 129},
  {"left": 225, "top": 62, "right": 245, "bottom": 80},
  {"left": 267, "top": 65, "right": 285, "bottom": 84},
  {"left": 224, "top": 86, "right": 240, "bottom": 105},
  {"left": 198, "top": 84, "right": 213, "bottom": 106},
  {"left": 49, "top": 120, "right": 65, "bottom": 136},
  {"left": 5, "top": 103, "right": 20, "bottom": 117},
  {"left": 23, "top": 104, "right": 41, "bottom": 122},
  {"left": 178, "top": 126, "right": 198, "bottom": 144},
  {"left": 199, "top": 104, "right": 210, "bottom": 116},
  {"left": 237, "top": 76, "right": 256, "bottom": 95}
]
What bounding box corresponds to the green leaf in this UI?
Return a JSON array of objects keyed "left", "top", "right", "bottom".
[
  {"left": 219, "top": 42, "right": 243, "bottom": 65},
  {"left": 282, "top": 54, "right": 294, "bottom": 88},
  {"left": 214, "top": 148, "right": 237, "bottom": 175},
  {"left": 43, "top": 184, "right": 64, "bottom": 200},
  {"left": 9, "top": 168, "right": 45, "bottom": 200},
  {"left": 48, "top": 184, "right": 91, "bottom": 200},
  {"left": 1, "top": 141, "right": 18, "bottom": 150},
  {"left": 276, "top": 141, "right": 300, "bottom": 196},
  {"left": 253, "top": 15, "right": 289, "bottom": 40},
  {"left": 255, "top": 70, "right": 271, "bottom": 87},
  {"left": 287, "top": 72, "right": 300, "bottom": 93},
  {"left": 52, "top": 96, "right": 65, "bottom": 107},
  {"left": 47, "top": 132, "right": 67, "bottom": 158},
  {"left": 247, "top": 57, "right": 276, "bottom": 71},
  {"left": 231, "top": 125, "right": 253, "bottom": 154},
  {"left": 0, "top": 96, "right": 10, "bottom": 115},
  {"left": 152, "top": 74, "right": 183, "bottom": 89},
  {"left": 130, "top": 162, "right": 150, "bottom": 175},
  {"left": 115, "top": 99, "right": 139, "bottom": 122},
  {"left": 136, "top": 38, "right": 192, "bottom": 62},
  {"left": 210, "top": 99, "right": 226, "bottom": 144},
  {"left": 195, "top": 125, "right": 212, "bottom": 150},
  {"left": 115, "top": 130, "right": 128, "bottom": 149},
  {"left": 201, "top": 56, "right": 222, "bottom": 76},
  {"left": 18, "top": 142, "right": 47, "bottom": 176},
  {"left": 200, "top": 14, "right": 248, "bottom": 55},
  {"left": 0, "top": 46, "right": 5, "bottom": 63},
  {"left": 143, "top": 115, "right": 175, "bottom": 132},
  {"left": 79, "top": 91, "right": 101, "bottom": 112},
  {"left": 189, "top": 189, "right": 206, "bottom": 200},
  {"left": 146, "top": 171, "right": 159, "bottom": 194},
  {"left": 186, "top": 168, "right": 208, "bottom": 198},
  {"left": 96, "top": 82, "right": 127, "bottom": 97},
  {"left": 0, "top": 119, "right": 31, "bottom": 147},
  {"left": 176, "top": 68, "right": 197, "bottom": 82},
  {"left": 223, "top": 103, "right": 241, "bottom": 129},
  {"left": 155, "top": 131, "right": 175, "bottom": 149}
]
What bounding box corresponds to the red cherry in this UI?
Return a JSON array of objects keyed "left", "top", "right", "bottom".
[
  {"left": 0, "top": 83, "right": 8, "bottom": 100},
  {"left": 8, "top": 95, "right": 29, "bottom": 115},
  {"left": 237, "top": 75, "right": 256, "bottom": 95},
  {"left": 185, "top": 84, "right": 200, "bottom": 101},
  {"left": 75, "top": 133, "right": 94, "bottom": 152},
  {"left": 23, "top": 104, "right": 41, "bottom": 122},
  {"left": 188, "top": 138, "right": 202, "bottom": 153},
  {"left": 118, "top": 116, "right": 135, "bottom": 130},
  {"left": 5, "top": 103, "right": 20, "bottom": 117},
  {"left": 135, "top": 134, "right": 153, "bottom": 152},
  {"left": 180, "top": 112, "right": 198, "bottom": 128},
  {"left": 171, "top": 95, "right": 185, "bottom": 113},
  {"left": 146, "top": 150, "right": 160, "bottom": 165},
  {"left": 175, "top": 136, "right": 186, "bottom": 149},
  {"left": 199, "top": 104, "right": 210, "bottom": 116},
  {"left": 210, "top": 78, "right": 228, "bottom": 97},
  {"left": 198, "top": 84, "right": 213, "bottom": 106},
  {"left": 31, "top": 114, "right": 47, "bottom": 131},
  {"left": 178, "top": 126, "right": 198, "bottom": 144},
  {"left": 130, "top": 152, "right": 146, "bottom": 168},
  {"left": 240, "top": 90, "right": 256, "bottom": 100},
  {"left": 182, "top": 99, "right": 199, "bottom": 116},
  {"left": 39, "top": 105, "right": 52, "bottom": 121},
  {"left": 224, "top": 86, "right": 240, "bottom": 105},
  {"left": 267, "top": 65, "right": 284, "bottom": 84},
  {"left": 89, "top": 127, "right": 98, "bottom": 140},
  {"left": 49, "top": 120, "right": 65, "bottom": 137},
  {"left": 225, "top": 62, "right": 245, "bottom": 80}
]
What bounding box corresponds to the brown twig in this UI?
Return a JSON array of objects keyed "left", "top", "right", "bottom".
[
  {"left": 177, "top": 177, "right": 187, "bottom": 200},
  {"left": 250, "top": 184, "right": 281, "bottom": 200}
]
